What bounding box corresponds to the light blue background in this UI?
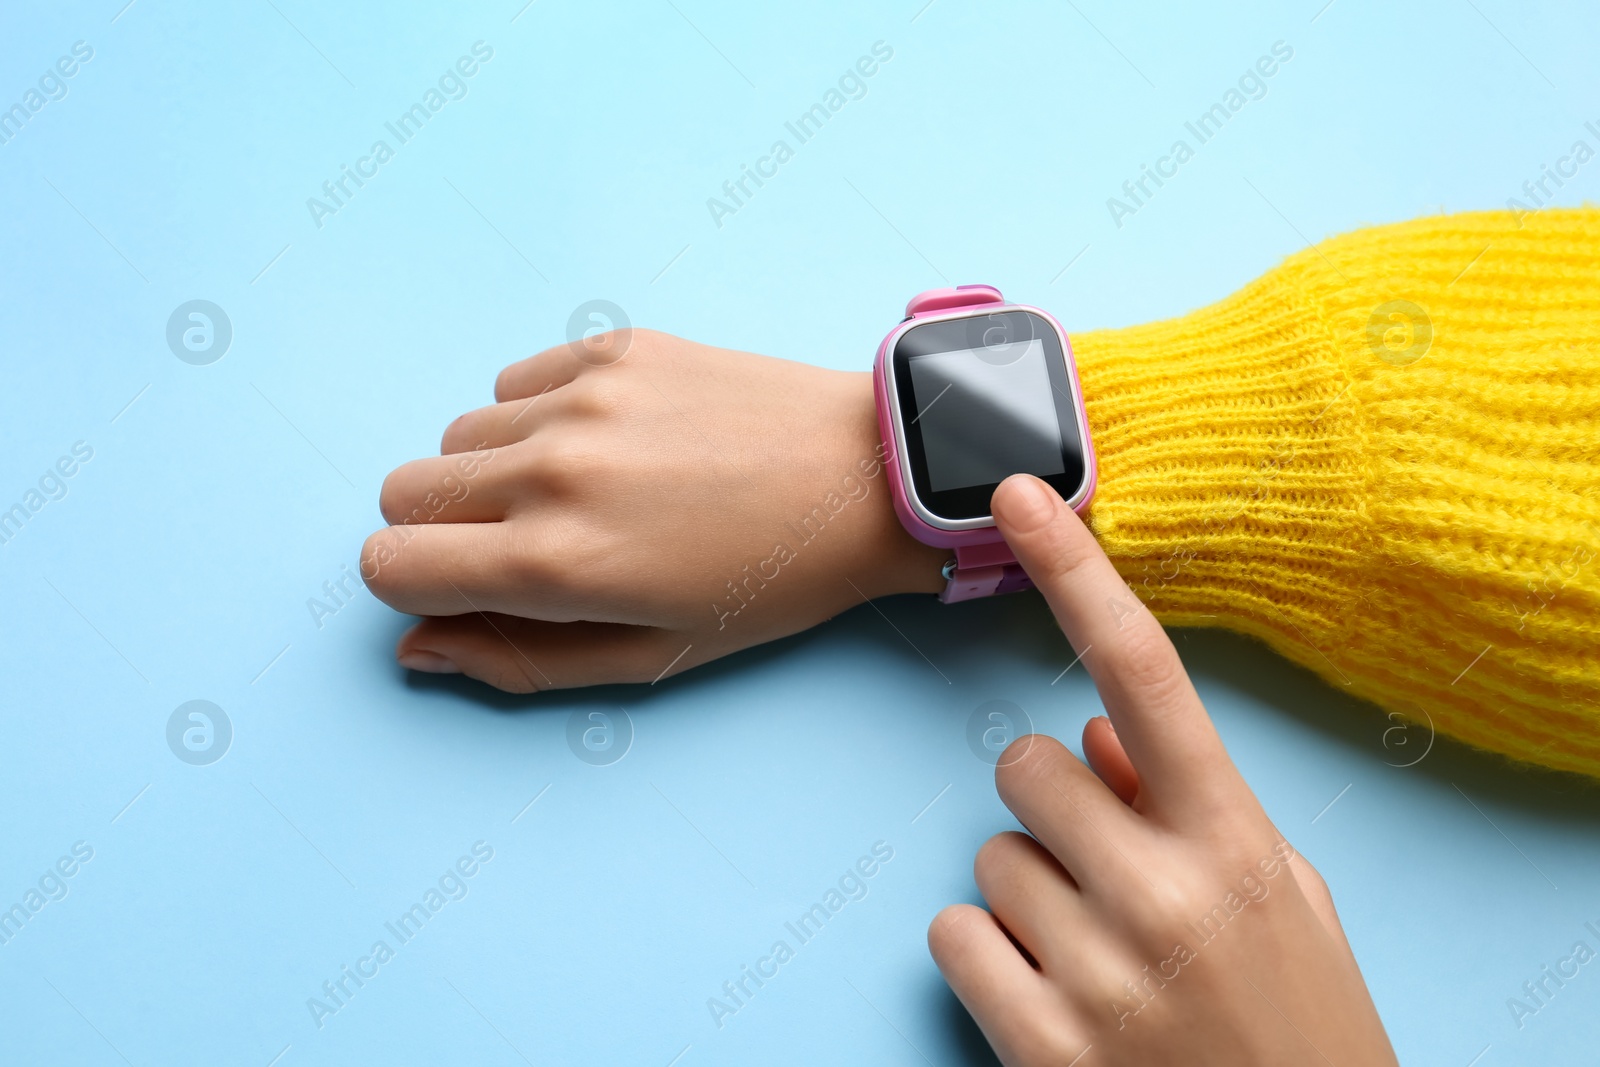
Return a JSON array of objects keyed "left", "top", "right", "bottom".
[{"left": 3, "top": 0, "right": 1598, "bottom": 1063}]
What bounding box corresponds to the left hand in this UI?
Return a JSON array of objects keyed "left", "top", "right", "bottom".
[{"left": 359, "top": 329, "right": 947, "bottom": 691}]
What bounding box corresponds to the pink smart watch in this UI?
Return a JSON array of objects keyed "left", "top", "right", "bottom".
[{"left": 873, "top": 285, "right": 1096, "bottom": 603}]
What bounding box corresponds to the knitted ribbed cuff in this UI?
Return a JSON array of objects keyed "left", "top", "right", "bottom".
[
  {"left": 1073, "top": 270, "right": 1361, "bottom": 638},
  {"left": 1070, "top": 208, "right": 1600, "bottom": 779}
]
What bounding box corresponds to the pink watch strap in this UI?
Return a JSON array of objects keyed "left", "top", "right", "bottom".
[
  {"left": 940, "top": 540, "right": 1032, "bottom": 604},
  {"left": 904, "top": 284, "right": 1005, "bottom": 317}
]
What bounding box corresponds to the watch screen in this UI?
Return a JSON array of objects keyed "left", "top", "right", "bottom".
[
  {"left": 905, "top": 338, "right": 1065, "bottom": 492},
  {"left": 892, "top": 310, "right": 1087, "bottom": 522}
]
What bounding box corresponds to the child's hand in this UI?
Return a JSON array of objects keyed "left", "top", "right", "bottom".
[
  {"left": 929, "top": 475, "right": 1397, "bottom": 1066},
  {"left": 360, "top": 330, "right": 949, "bottom": 690}
]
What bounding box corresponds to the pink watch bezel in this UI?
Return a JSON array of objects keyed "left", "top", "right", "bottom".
[{"left": 873, "top": 285, "right": 1097, "bottom": 600}]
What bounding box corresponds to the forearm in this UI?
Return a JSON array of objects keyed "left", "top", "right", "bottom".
[
  {"left": 367, "top": 209, "right": 1599, "bottom": 780},
  {"left": 1053, "top": 208, "right": 1600, "bottom": 777}
]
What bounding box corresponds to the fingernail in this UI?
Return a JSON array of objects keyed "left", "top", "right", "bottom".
[
  {"left": 399, "top": 649, "right": 459, "bottom": 674},
  {"left": 992, "top": 475, "right": 1058, "bottom": 533},
  {"left": 1102, "top": 716, "right": 1116, "bottom": 735}
]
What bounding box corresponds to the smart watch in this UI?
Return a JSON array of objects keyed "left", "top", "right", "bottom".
[{"left": 873, "top": 285, "right": 1096, "bottom": 603}]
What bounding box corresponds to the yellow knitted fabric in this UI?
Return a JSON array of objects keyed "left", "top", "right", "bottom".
[{"left": 1073, "top": 207, "right": 1600, "bottom": 779}]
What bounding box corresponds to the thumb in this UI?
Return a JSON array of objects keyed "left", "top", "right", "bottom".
[{"left": 397, "top": 613, "right": 689, "bottom": 693}]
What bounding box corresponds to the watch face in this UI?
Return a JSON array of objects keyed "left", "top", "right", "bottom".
[{"left": 891, "top": 309, "right": 1088, "bottom": 525}]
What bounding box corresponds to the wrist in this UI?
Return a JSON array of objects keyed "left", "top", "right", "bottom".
[{"left": 839, "top": 370, "right": 950, "bottom": 598}]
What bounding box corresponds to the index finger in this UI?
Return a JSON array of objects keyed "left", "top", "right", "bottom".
[{"left": 991, "top": 474, "right": 1243, "bottom": 818}]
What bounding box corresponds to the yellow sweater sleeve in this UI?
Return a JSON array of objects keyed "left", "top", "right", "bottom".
[{"left": 1073, "top": 207, "right": 1600, "bottom": 779}]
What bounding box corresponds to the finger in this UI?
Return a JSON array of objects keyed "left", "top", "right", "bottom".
[
  {"left": 992, "top": 735, "right": 1145, "bottom": 898},
  {"left": 927, "top": 904, "right": 1082, "bottom": 1065},
  {"left": 379, "top": 454, "right": 509, "bottom": 526},
  {"left": 1083, "top": 715, "right": 1140, "bottom": 807},
  {"left": 360, "top": 522, "right": 649, "bottom": 625},
  {"left": 992, "top": 474, "right": 1240, "bottom": 817},
  {"left": 396, "top": 613, "right": 686, "bottom": 692},
  {"left": 441, "top": 398, "right": 552, "bottom": 454},
  {"left": 972, "top": 831, "right": 1093, "bottom": 974},
  {"left": 494, "top": 345, "right": 586, "bottom": 403}
]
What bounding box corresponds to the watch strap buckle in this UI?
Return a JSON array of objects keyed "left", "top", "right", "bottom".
[{"left": 938, "top": 543, "right": 1034, "bottom": 603}]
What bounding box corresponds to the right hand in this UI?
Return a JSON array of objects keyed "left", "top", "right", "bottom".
[
  {"left": 927, "top": 475, "right": 1398, "bottom": 1066},
  {"left": 360, "top": 328, "right": 949, "bottom": 692}
]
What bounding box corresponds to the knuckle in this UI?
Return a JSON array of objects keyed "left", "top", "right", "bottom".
[
  {"left": 1122, "top": 840, "right": 1286, "bottom": 949},
  {"left": 1104, "top": 619, "right": 1189, "bottom": 702},
  {"left": 1211, "top": 834, "right": 1267, "bottom": 878},
  {"left": 626, "top": 326, "right": 663, "bottom": 350},
  {"left": 572, "top": 375, "right": 627, "bottom": 419},
  {"left": 1294, "top": 856, "right": 1331, "bottom": 898},
  {"left": 502, "top": 535, "right": 563, "bottom": 593},
  {"left": 1030, "top": 524, "right": 1100, "bottom": 586},
  {"left": 1117, "top": 882, "right": 1213, "bottom": 953},
  {"left": 574, "top": 327, "right": 643, "bottom": 369},
  {"left": 1137, "top": 876, "right": 1209, "bottom": 930},
  {"left": 484, "top": 654, "right": 543, "bottom": 695},
  {"left": 500, "top": 523, "right": 583, "bottom": 602},
  {"left": 528, "top": 437, "right": 595, "bottom": 493},
  {"left": 619, "top": 328, "right": 671, "bottom": 367},
  {"left": 1012, "top": 1021, "right": 1085, "bottom": 1066}
]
